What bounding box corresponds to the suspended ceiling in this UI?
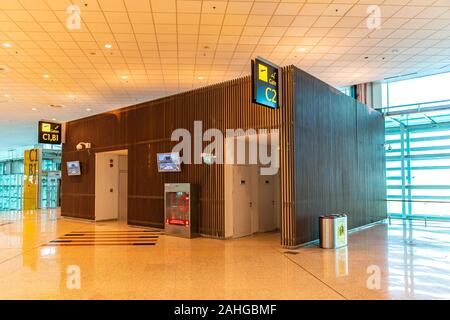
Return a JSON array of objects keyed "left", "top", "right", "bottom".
[{"left": 0, "top": 0, "right": 450, "bottom": 151}]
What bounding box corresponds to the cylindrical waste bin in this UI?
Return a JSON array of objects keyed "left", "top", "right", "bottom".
[{"left": 319, "top": 214, "right": 348, "bottom": 249}]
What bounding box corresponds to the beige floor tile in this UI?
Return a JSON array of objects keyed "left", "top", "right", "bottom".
[{"left": 0, "top": 209, "right": 449, "bottom": 299}]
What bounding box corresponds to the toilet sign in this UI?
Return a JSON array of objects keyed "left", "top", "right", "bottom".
[
  {"left": 38, "top": 121, "right": 62, "bottom": 145},
  {"left": 252, "top": 57, "right": 280, "bottom": 109}
]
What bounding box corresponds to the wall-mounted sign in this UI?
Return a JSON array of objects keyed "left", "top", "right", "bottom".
[
  {"left": 38, "top": 121, "right": 62, "bottom": 145},
  {"left": 252, "top": 57, "right": 280, "bottom": 109}
]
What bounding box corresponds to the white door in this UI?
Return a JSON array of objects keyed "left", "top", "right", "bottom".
[
  {"left": 118, "top": 155, "right": 128, "bottom": 221},
  {"left": 95, "top": 153, "right": 119, "bottom": 221},
  {"left": 258, "top": 174, "right": 276, "bottom": 232},
  {"left": 232, "top": 166, "right": 253, "bottom": 238}
]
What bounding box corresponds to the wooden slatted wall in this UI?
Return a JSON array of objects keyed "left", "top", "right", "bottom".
[
  {"left": 292, "top": 67, "right": 386, "bottom": 244},
  {"left": 62, "top": 66, "right": 296, "bottom": 245}
]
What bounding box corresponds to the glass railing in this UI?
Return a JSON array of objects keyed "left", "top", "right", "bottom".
[
  {"left": 385, "top": 100, "right": 450, "bottom": 221},
  {"left": 383, "top": 99, "right": 450, "bottom": 115}
]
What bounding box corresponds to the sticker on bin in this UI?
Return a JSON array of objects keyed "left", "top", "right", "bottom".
[{"left": 336, "top": 219, "right": 346, "bottom": 247}]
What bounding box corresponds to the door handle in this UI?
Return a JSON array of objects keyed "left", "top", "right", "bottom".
[{"left": 110, "top": 188, "right": 114, "bottom": 193}]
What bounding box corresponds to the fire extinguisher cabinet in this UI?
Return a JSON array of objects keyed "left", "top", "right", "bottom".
[{"left": 164, "top": 183, "right": 199, "bottom": 238}]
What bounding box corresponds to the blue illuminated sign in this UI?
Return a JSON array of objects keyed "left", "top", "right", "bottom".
[{"left": 252, "top": 57, "right": 280, "bottom": 109}]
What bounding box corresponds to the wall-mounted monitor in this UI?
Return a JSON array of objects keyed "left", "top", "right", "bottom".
[
  {"left": 67, "top": 161, "right": 81, "bottom": 176},
  {"left": 157, "top": 153, "right": 181, "bottom": 172}
]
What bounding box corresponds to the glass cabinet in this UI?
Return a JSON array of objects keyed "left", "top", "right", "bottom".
[{"left": 0, "top": 159, "right": 24, "bottom": 211}]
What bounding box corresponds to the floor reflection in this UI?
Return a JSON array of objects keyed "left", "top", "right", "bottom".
[
  {"left": 0, "top": 210, "right": 450, "bottom": 299},
  {"left": 387, "top": 220, "right": 450, "bottom": 299}
]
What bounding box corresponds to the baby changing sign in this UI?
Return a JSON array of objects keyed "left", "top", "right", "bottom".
[
  {"left": 336, "top": 218, "right": 347, "bottom": 248},
  {"left": 252, "top": 57, "right": 280, "bottom": 109}
]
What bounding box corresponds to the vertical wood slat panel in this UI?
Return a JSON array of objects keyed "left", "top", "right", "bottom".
[{"left": 62, "top": 67, "right": 296, "bottom": 245}]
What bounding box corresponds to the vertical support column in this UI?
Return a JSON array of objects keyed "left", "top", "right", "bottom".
[
  {"left": 406, "top": 129, "right": 412, "bottom": 217},
  {"left": 280, "top": 67, "right": 296, "bottom": 247},
  {"left": 400, "top": 126, "right": 407, "bottom": 219}
]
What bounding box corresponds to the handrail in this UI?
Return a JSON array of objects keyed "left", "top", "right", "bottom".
[
  {"left": 384, "top": 99, "right": 450, "bottom": 111},
  {"left": 385, "top": 104, "right": 450, "bottom": 117},
  {"left": 386, "top": 199, "right": 450, "bottom": 204}
]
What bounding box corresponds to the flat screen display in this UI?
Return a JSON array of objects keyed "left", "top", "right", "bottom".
[
  {"left": 67, "top": 161, "right": 81, "bottom": 176},
  {"left": 157, "top": 153, "right": 181, "bottom": 172}
]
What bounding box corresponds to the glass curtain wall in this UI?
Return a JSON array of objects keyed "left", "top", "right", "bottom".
[
  {"left": 0, "top": 145, "right": 61, "bottom": 211},
  {"left": 383, "top": 72, "right": 450, "bottom": 221}
]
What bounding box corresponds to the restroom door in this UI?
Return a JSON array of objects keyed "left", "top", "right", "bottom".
[
  {"left": 118, "top": 155, "right": 128, "bottom": 221},
  {"left": 232, "top": 166, "right": 253, "bottom": 238},
  {"left": 258, "top": 174, "right": 276, "bottom": 232},
  {"left": 95, "top": 153, "right": 119, "bottom": 221}
]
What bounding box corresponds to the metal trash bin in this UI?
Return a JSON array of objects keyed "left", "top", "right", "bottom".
[{"left": 319, "top": 214, "right": 348, "bottom": 249}]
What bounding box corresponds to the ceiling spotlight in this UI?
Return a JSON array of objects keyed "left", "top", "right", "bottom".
[
  {"left": 43, "top": 74, "right": 50, "bottom": 79},
  {"left": 298, "top": 48, "right": 306, "bottom": 52},
  {"left": 52, "top": 118, "right": 57, "bottom": 121},
  {"left": 31, "top": 108, "right": 37, "bottom": 111},
  {"left": 86, "top": 108, "right": 92, "bottom": 112},
  {"left": 104, "top": 44, "right": 112, "bottom": 49},
  {"left": 3, "top": 94, "right": 10, "bottom": 97},
  {"left": 3, "top": 43, "right": 12, "bottom": 48},
  {"left": 121, "top": 75, "right": 128, "bottom": 80},
  {"left": 69, "top": 94, "right": 75, "bottom": 98},
  {"left": 354, "top": 74, "right": 360, "bottom": 78},
  {"left": 198, "top": 76, "right": 204, "bottom": 80}
]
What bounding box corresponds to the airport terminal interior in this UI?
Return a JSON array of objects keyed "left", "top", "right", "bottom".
[{"left": 0, "top": 0, "right": 450, "bottom": 300}]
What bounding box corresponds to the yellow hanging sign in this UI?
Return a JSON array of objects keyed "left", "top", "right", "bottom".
[{"left": 23, "top": 149, "right": 40, "bottom": 210}]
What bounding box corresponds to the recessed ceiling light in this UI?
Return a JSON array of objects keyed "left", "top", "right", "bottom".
[
  {"left": 298, "top": 48, "right": 306, "bottom": 52},
  {"left": 31, "top": 108, "right": 37, "bottom": 111},
  {"left": 52, "top": 118, "right": 57, "bottom": 121},
  {"left": 354, "top": 74, "right": 360, "bottom": 78},
  {"left": 43, "top": 74, "right": 50, "bottom": 79},
  {"left": 3, "top": 43, "right": 12, "bottom": 48},
  {"left": 68, "top": 94, "right": 75, "bottom": 98},
  {"left": 104, "top": 44, "right": 112, "bottom": 49},
  {"left": 3, "top": 94, "right": 10, "bottom": 97},
  {"left": 198, "top": 76, "right": 204, "bottom": 80},
  {"left": 86, "top": 108, "right": 92, "bottom": 112},
  {"left": 121, "top": 75, "right": 128, "bottom": 80}
]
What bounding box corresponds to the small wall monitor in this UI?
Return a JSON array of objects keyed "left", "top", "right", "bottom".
[
  {"left": 157, "top": 153, "right": 181, "bottom": 172},
  {"left": 67, "top": 161, "right": 81, "bottom": 176}
]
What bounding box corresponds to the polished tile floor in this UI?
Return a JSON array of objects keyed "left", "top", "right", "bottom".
[{"left": 0, "top": 209, "right": 449, "bottom": 300}]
